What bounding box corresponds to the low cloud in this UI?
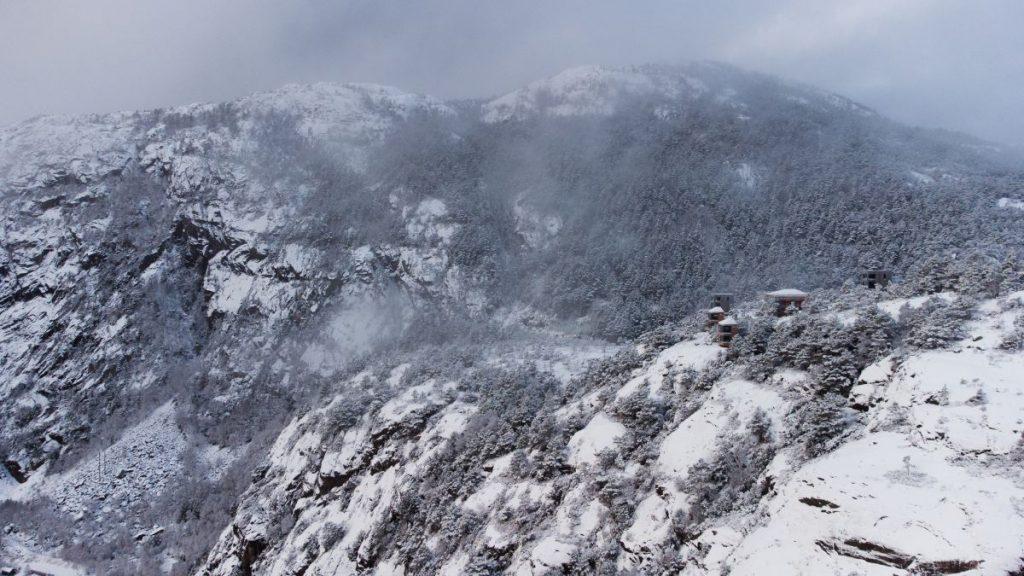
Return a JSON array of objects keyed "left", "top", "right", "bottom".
[{"left": 1, "top": 0, "right": 1022, "bottom": 146}]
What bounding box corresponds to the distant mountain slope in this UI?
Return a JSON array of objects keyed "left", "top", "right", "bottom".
[{"left": 1, "top": 63, "right": 1024, "bottom": 575}]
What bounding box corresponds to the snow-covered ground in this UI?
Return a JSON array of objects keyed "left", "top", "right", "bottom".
[
  {"left": 616, "top": 336, "right": 724, "bottom": 400},
  {"left": 695, "top": 294, "right": 1024, "bottom": 574},
  {"left": 997, "top": 197, "right": 1024, "bottom": 211},
  {"left": 728, "top": 430, "right": 1023, "bottom": 574}
]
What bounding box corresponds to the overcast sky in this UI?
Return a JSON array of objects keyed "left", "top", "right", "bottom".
[{"left": 2, "top": 0, "right": 1023, "bottom": 147}]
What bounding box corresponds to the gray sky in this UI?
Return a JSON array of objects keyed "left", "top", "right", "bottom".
[{"left": 2, "top": 0, "right": 1023, "bottom": 147}]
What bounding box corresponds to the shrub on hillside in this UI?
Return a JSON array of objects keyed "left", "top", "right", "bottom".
[{"left": 904, "top": 297, "right": 975, "bottom": 350}]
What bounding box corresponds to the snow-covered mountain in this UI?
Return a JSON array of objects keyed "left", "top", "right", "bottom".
[{"left": 1, "top": 63, "right": 1023, "bottom": 575}]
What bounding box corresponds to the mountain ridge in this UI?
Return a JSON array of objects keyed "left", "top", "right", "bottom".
[{"left": 5, "top": 61, "right": 1021, "bottom": 168}]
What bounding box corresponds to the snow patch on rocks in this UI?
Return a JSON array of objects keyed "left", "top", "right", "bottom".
[{"left": 403, "top": 197, "right": 459, "bottom": 245}]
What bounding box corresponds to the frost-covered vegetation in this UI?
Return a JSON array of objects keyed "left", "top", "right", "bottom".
[
  {"left": 190, "top": 261, "right": 1024, "bottom": 576},
  {"left": 2, "top": 64, "right": 1024, "bottom": 574}
]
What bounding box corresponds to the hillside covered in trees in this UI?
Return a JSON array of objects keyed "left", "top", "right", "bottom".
[{"left": 1, "top": 63, "right": 1023, "bottom": 574}]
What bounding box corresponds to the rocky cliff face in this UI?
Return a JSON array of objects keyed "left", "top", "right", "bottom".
[
  {"left": 1, "top": 64, "right": 1023, "bottom": 575},
  {"left": 0, "top": 82, "right": 483, "bottom": 573}
]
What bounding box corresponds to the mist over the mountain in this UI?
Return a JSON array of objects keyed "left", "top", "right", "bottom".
[
  {"left": 1, "top": 58, "right": 1024, "bottom": 576},
  {"left": 5, "top": 1, "right": 1024, "bottom": 151}
]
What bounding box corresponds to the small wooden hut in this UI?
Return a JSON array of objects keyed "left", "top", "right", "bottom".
[
  {"left": 766, "top": 288, "right": 808, "bottom": 317},
  {"left": 712, "top": 293, "right": 734, "bottom": 312},
  {"left": 716, "top": 316, "right": 740, "bottom": 347},
  {"left": 706, "top": 306, "right": 726, "bottom": 328}
]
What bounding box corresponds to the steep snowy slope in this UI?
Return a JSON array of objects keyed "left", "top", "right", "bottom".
[
  {"left": 193, "top": 286, "right": 1024, "bottom": 576},
  {"left": 0, "top": 82, "right": 473, "bottom": 574}
]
